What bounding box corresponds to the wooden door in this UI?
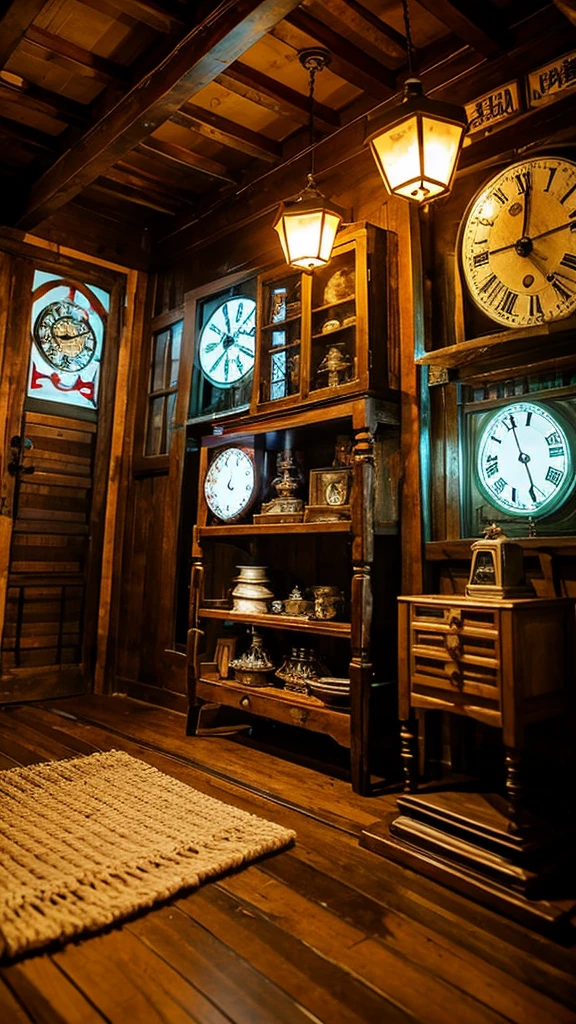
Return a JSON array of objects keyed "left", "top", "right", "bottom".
[{"left": 0, "top": 252, "right": 123, "bottom": 702}]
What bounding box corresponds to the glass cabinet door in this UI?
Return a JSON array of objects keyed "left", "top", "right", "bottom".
[
  {"left": 259, "top": 272, "right": 302, "bottom": 403},
  {"left": 310, "top": 248, "right": 357, "bottom": 394}
]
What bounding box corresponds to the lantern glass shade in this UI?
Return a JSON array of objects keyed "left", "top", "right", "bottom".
[
  {"left": 367, "top": 80, "right": 467, "bottom": 204},
  {"left": 273, "top": 194, "right": 343, "bottom": 272}
]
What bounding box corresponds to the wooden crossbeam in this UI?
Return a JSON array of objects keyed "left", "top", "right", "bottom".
[
  {"left": 416, "top": 0, "right": 507, "bottom": 57},
  {"left": 217, "top": 61, "right": 339, "bottom": 131},
  {"left": 308, "top": 0, "right": 407, "bottom": 61},
  {"left": 17, "top": 0, "right": 304, "bottom": 230},
  {"left": 0, "top": 76, "right": 89, "bottom": 126},
  {"left": 99, "top": 165, "right": 189, "bottom": 212},
  {"left": 171, "top": 103, "right": 281, "bottom": 163},
  {"left": 140, "top": 136, "right": 239, "bottom": 183},
  {"left": 24, "top": 25, "right": 131, "bottom": 84},
  {"left": 78, "top": 0, "right": 185, "bottom": 33},
  {"left": 0, "top": 114, "right": 57, "bottom": 152},
  {"left": 282, "top": 8, "right": 396, "bottom": 97},
  {"left": 90, "top": 180, "right": 180, "bottom": 215},
  {"left": 0, "top": 0, "right": 46, "bottom": 67}
]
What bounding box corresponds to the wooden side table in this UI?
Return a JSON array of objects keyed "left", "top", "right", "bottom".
[
  {"left": 360, "top": 594, "right": 576, "bottom": 933},
  {"left": 397, "top": 594, "right": 575, "bottom": 825}
]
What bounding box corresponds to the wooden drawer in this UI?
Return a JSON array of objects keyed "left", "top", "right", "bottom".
[{"left": 409, "top": 603, "right": 500, "bottom": 706}]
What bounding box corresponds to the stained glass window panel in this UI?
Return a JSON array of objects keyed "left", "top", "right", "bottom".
[{"left": 27, "top": 271, "right": 110, "bottom": 410}]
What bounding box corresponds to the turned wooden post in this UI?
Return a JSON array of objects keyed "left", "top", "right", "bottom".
[{"left": 349, "top": 422, "right": 375, "bottom": 794}]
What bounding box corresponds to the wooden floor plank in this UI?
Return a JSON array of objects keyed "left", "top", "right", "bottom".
[
  {"left": 177, "top": 885, "right": 412, "bottom": 1024},
  {"left": 53, "top": 930, "right": 233, "bottom": 1024},
  {"left": 1, "top": 958, "right": 107, "bottom": 1024},
  {"left": 2, "top": 698, "right": 576, "bottom": 1024},
  {"left": 217, "top": 867, "right": 514, "bottom": 1024},
  {"left": 0, "top": 978, "right": 33, "bottom": 1023},
  {"left": 128, "top": 906, "right": 321, "bottom": 1024}
]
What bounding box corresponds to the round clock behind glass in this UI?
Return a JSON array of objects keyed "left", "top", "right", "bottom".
[
  {"left": 476, "top": 401, "right": 575, "bottom": 517},
  {"left": 34, "top": 299, "right": 97, "bottom": 371},
  {"left": 198, "top": 296, "right": 256, "bottom": 388},
  {"left": 204, "top": 446, "right": 257, "bottom": 522},
  {"left": 460, "top": 156, "right": 576, "bottom": 328}
]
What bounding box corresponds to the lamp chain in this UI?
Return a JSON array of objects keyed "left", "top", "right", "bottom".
[
  {"left": 308, "top": 63, "right": 317, "bottom": 182},
  {"left": 402, "top": 0, "right": 416, "bottom": 77}
]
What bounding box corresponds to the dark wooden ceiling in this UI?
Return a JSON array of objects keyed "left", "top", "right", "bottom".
[{"left": 0, "top": 0, "right": 575, "bottom": 266}]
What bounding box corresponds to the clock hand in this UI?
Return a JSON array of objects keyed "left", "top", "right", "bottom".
[
  {"left": 508, "top": 416, "right": 539, "bottom": 502},
  {"left": 521, "top": 182, "right": 531, "bottom": 240},
  {"left": 488, "top": 220, "right": 576, "bottom": 257},
  {"left": 209, "top": 349, "right": 227, "bottom": 373},
  {"left": 235, "top": 344, "right": 254, "bottom": 357},
  {"left": 222, "top": 303, "right": 231, "bottom": 335},
  {"left": 227, "top": 478, "right": 234, "bottom": 491}
]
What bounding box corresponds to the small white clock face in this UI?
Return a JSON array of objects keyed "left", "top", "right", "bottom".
[
  {"left": 204, "top": 447, "right": 256, "bottom": 521},
  {"left": 461, "top": 157, "right": 576, "bottom": 327},
  {"left": 476, "top": 401, "right": 574, "bottom": 517},
  {"left": 198, "top": 296, "right": 256, "bottom": 388}
]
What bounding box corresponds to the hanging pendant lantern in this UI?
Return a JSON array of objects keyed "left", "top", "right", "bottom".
[
  {"left": 366, "top": 2, "right": 467, "bottom": 204},
  {"left": 273, "top": 49, "right": 343, "bottom": 272}
]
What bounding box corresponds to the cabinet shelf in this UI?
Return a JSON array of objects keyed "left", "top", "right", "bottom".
[
  {"left": 197, "top": 672, "right": 351, "bottom": 747},
  {"left": 416, "top": 317, "right": 576, "bottom": 381},
  {"left": 198, "top": 607, "right": 351, "bottom": 637},
  {"left": 312, "top": 295, "right": 355, "bottom": 314},
  {"left": 197, "top": 521, "right": 351, "bottom": 538},
  {"left": 261, "top": 312, "right": 301, "bottom": 330},
  {"left": 312, "top": 320, "right": 356, "bottom": 341}
]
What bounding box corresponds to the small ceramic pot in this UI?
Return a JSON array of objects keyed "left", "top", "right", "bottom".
[{"left": 311, "top": 586, "right": 344, "bottom": 620}]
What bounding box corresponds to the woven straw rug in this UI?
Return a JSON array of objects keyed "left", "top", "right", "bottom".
[{"left": 0, "top": 750, "right": 295, "bottom": 959}]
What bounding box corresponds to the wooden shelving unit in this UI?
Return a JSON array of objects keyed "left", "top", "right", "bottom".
[{"left": 186, "top": 224, "right": 400, "bottom": 794}]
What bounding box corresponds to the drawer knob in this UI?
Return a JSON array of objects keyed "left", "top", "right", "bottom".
[
  {"left": 448, "top": 610, "right": 462, "bottom": 629},
  {"left": 444, "top": 632, "right": 462, "bottom": 660},
  {"left": 240, "top": 696, "right": 251, "bottom": 708}
]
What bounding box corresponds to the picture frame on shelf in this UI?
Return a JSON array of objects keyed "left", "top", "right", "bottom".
[
  {"left": 304, "top": 466, "right": 352, "bottom": 522},
  {"left": 214, "top": 637, "right": 237, "bottom": 680}
]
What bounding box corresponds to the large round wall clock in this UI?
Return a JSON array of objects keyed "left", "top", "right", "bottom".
[
  {"left": 204, "top": 446, "right": 257, "bottom": 522},
  {"left": 33, "top": 299, "right": 97, "bottom": 371},
  {"left": 476, "top": 401, "right": 575, "bottom": 517},
  {"left": 198, "top": 296, "right": 256, "bottom": 388},
  {"left": 460, "top": 156, "right": 576, "bottom": 328}
]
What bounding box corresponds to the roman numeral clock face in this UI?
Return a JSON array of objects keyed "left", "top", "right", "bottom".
[
  {"left": 477, "top": 402, "right": 575, "bottom": 517},
  {"left": 461, "top": 157, "right": 576, "bottom": 327}
]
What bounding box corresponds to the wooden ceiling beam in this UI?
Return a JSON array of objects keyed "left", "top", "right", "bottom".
[
  {"left": 24, "top": 25, "right": 131, "bottom": 84},
  {"left": 100, "top": 165, "right": 190, "bottom": 207},
  {"left": 171, "top": 102, "right": 281, "bottom": 163},
  {"left": 415, "top": 0, "right": 507, "bottom": 58},
  {"left": 90, "top": 180, "right": 179, "bottom": 215},
  {"left": 140, "top": 136, "right": 239, "bottom": 184},
  {"left": 217, "top": 61, "right": 339, "bottom": 131},
  {"left": 78, "top": 0, "right": 185, "bottom": 33},
  {"left": 0, "top": 76, "right": 89, "bottom": 126},
  {"left": 0, "top": 0, "right": 46, "bottom": 67},
  {"left": 307, "top": 0, "right": 407, "bottom": 61},
  {"left": 283, "top": 8, "right": 396, "bottom": 98},
  {"left": 16, "top": 0, "right": 304, "bottom": 230},
  {"left": 0, "top": 114, "right": 57, "bottom": 151}
]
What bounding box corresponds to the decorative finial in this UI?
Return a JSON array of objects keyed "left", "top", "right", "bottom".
[{"left": 482, "top": 522, "right": 504, "bottom": 540}]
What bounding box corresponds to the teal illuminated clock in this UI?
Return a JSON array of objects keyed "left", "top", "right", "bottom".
[{"left": 476, "top": 400, "right": 575, "bottom": 517}]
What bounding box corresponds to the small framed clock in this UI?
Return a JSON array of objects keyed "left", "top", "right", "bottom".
[
  {"left": 203, "top": 445, "right": 258, "bottom": 522},
  {"left": 459, "top": 156, "right": 576, "bottom": 330},
  {"left": 189, "top": 276, "right": 257, "bottom": 422},
  {"left": 463, "top": 395, "right": 576, "bottom": 536}
]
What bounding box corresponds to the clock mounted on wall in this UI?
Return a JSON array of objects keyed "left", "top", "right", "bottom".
[
  {"left": 34, "top": 299, "right": 97, "bottom": 371},
  {"left": 463, "top": 395, "right": 576, "bottom": 537},
  {"left": 460, "top": 156, "right": 576, "bottom": 329},
  {"left": 189, "top": 279, "right": 256, "bottom": 422}
]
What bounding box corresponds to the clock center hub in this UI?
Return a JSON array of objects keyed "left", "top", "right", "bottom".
[
  {"left": 222, "top": 334, "right": 234, "bottom": 349},
  {"left": 514, "top": 236, "right": 533, "bottom": 258},
  {"left": 518, "top": 452, "right": 531, "bottom": 464}
]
